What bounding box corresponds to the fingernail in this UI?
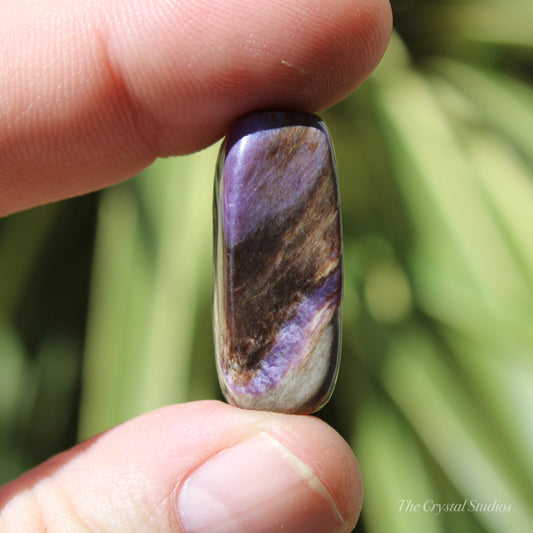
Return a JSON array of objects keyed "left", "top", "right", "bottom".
[{"left": 177, "top": 432, "right": 347, "bottom": 533}]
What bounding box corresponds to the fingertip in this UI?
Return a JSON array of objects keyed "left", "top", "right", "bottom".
[
  {"left": 183, "top": 402, "right": 363, "bottom": 528},
  {"left": 262, "top": 411, "right": 363, "bottom": 528},
  {"left": 168, "top": 402, "right": 362, "bottom": 532},
  {"left": 106, "top": 0, "right": 394, "bottom": 156}
]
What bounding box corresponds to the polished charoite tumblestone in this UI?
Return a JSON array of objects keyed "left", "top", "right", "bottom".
[{"left": 213, "top": 111, "right": 342, "bottom": 414}]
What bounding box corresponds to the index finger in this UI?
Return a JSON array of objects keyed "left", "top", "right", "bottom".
[{"left": 0, "top": 0, "right": 392, "bottom": 214}]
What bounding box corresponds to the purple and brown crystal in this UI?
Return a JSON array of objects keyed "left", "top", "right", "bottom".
[{"left": 213, "top": 111, "right": 342, "bottom": 414}]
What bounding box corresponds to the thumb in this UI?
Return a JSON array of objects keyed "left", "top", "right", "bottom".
[{"left": 0, "top": 401, "right": 362, "bottom": 532}]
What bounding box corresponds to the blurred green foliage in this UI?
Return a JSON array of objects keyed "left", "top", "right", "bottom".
[{"left": 1, "top": 1, "right": 532, "bottom": 531}]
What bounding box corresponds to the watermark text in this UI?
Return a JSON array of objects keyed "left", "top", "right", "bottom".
[{"left": 398, "top": 498, "right": 512, "bottom": 517}]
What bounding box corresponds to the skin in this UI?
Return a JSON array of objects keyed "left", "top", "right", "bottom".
[{"left": 0, "top": 0, "right": 392, "bottom": 531}]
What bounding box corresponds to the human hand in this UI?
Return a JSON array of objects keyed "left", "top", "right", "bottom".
[{"left": 0, "top": 0, "right": 392, "bottom": 531}]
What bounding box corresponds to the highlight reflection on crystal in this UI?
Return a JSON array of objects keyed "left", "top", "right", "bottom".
[{"left": 213, "top": 111, "right": 343, "bottom": 414}]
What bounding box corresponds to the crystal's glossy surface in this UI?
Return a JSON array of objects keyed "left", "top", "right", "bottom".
[{"left": 213, "top": 111, "right": 342, "bottom": 414}]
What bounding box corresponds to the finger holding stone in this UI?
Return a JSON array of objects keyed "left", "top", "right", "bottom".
[
  {"left": 0, "top": 402, "right": 362, "bottom": 532},
  {"left": 0, "top": 0, "right": 392, "bottom": 214}
]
